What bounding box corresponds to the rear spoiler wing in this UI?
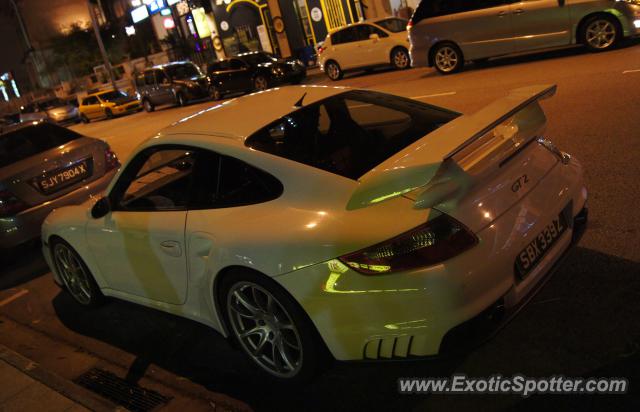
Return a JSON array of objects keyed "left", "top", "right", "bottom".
[{"left": 347, "top": 85, "right": 557, "bottom": 210}]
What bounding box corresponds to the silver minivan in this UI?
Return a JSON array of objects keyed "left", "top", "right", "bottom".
[{"left": 408, "top": 0, "right": 640, "bottom": 74}]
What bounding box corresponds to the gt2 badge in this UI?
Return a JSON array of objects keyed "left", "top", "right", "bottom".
[{"left": 512, "top": 174, "right": 529, "bottom": 193}]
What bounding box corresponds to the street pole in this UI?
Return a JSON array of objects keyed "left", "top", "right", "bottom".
[
  {"left": 87, "top": 0, "right": 117, "bottom": 91},
  {"left": 9, "top": 0, "right": 44, "bottom": 89}
]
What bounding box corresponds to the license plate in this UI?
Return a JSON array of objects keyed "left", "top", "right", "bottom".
[
  {"left": 515, "top": 213, "right": 568, "bottom": 279},
  {"left": 35, "top": 158, "right": 92, "bottom": 194}
]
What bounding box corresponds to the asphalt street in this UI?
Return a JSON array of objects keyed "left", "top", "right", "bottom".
[{"left": 1, "top": 40, "right": 640, "bottom": 411}]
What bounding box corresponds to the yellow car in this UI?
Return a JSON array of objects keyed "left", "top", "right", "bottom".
[{"left": 79, "top": 90, "right": 142, "bottom": 123}]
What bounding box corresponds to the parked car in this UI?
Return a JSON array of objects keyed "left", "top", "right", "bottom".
[
  {"left": 20, "top": 97, "right": 81, "bottom": 125},
  {"left": 318, "top": 18, "right": 411, "bottom": 80},
  {"left": 0, "top": 121, "right": 119, "bottom": 252},
  {"left": 135, "top": 61, "right": 211, "bottom": 112},
  {"left": 408, "top": 0, "right": 640, "bottom": 74},
  {"left": 42, "top": 84, "right": 587, "bottom": 381},
  {"left": 206, "top": 51, "right": 307, "bottom": 100},
  {"left": 79, "top": 90, "right": 141, "bottom": 123}
]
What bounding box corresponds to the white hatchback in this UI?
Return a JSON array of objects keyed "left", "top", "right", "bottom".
[{"left": 318, "top": 18, "right": 411, "bottom": 80}]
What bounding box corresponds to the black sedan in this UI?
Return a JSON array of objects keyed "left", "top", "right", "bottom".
[{"left": 206, "top": 51, "right": 306, "bottom": 100}]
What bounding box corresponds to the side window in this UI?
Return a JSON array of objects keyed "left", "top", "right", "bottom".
[
  {"left": 115, "top": 148, "right": 195, "bottom": 211},
  {"left": 144, "top": 70, "right": 155, "bottom": 86},
  {"left": 156, "top": 70, "right": 169, "bottom": 85},
  {"left": 332, "top": 27, "right": 358, "bottom": 45},
  {"left": 135, "top": 74, "right": 145, "bottom": 88},
  {"left": 230, "top": 59, "right": 246, "bottom": 70},
  {"left": 189, "top": 150, "right": 282, "bottom": 209},
  {"left": 363, "top": 24, "right": 388, "bottom": 39}
]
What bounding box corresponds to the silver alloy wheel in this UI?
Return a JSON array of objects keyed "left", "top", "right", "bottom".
[
  {"left": 393, "top": 49, "right": 409, "bottom": 69},
  {"left": 434, "top": 46, "right": 459, "bottom": 73},
  {"left": 326, "top": 62, "right": 340, "bottom": 80},
  {"left": 177, "top": 93, "right": 185, "bottom": 106},
  {"left": 53, "top": 243, "right": 92, "bottom": 305},
  {"left": 585, "top": 19, "right": 616, "bottom": 49},
  {"left": 227, "top": 281, "right": 303, "bottom": 378},
  {"left": 254, "top": 76, "right": 268, "bottom": 91},
  {"left": 144, "top": 100, "right": 153, "bottom": 112}
]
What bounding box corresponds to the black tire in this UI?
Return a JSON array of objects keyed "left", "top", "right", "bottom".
[
  {"left": 176, "top": 92, "right": 186, "bottom": 107},
  {"left": 210, "top": 86, "right": 223, "bottom": 101},
  {"left": 580, "top": 14, "right": 620, "bottom": 52},
  {"left": 105, "top": 108, "right": 113, "bottom": 119},
  {"left": 51, "top": 238, "right": 105, "bottom": 308},
  {"left": 390, "top": 47, "right": 410, "bottom": 70},
  {"left": 219, "top": 269, "right": 324, "bottom": 383},
  {"left": 325, "top": 60, "right": 343, "bottom": 81},
  {"left": 143, "top": 99, "right": 154, "bottom": 112},
  {"left": 431, "top": 42, "right": 464, "bottom": 74},
  {"left": 80, "top": 114, "right": 90, "bottom": 124},
  {"left": 253, "top": 75, "right": 269, "bottom": 91}
]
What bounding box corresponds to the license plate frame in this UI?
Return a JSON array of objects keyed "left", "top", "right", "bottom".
[
  {"left": 33, "top": 158, "right": 93, "bottom": 195},
  {"left": 515, "top": 208, "right": 569, "bottom": 279}
]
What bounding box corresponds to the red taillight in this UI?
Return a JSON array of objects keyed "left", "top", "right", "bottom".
[
  {"left": 0, "top": 189, "right": 28, "bottom": 217},
  {"left": 339, "top": 213, "right": 477, "bottom": 275},
  {"left": 317, "top": 46, "right": 326, "bottom": 55},
  {"left": 406, "top": 20, "right": 413, "bottom": 30},
  {"left": 104, "top": 148, "right": 120, "bottom": 172}
]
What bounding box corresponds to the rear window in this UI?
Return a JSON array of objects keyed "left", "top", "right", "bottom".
[
  {"left": 164, "top": 63, "right": 202, "bottom": 80},
  {"left": 0, "top": 123, "right": 83, "bottom": 168},
  {"left": 375, "top": 18, "right": 407, "bottom": 33},
  {"left": 245, "top": 91, "right": 459, "bottom": 180}
]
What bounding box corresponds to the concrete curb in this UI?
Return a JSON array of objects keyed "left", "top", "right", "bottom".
[{"left": 0, "top": 343, "right": 126, "bottom": 412}]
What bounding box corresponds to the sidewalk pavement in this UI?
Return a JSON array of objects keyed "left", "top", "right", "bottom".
[{"left": 0, "top": 344, "right": 121, "bottom": 412}]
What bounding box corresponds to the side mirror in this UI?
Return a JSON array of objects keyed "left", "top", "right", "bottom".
[
  {"left": 369, "top": 33, "right": 380, "bottom": 41},
  {"left": 91, "top": 196, "right": 111, "bottom": 219}
]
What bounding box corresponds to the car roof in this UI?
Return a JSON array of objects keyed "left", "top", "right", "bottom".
[
  {"left": 160, "top": 85, "right": 347, "bottom": 142},
  {"left": 151, "top": 61, "right": 195, "bottom": 70}
]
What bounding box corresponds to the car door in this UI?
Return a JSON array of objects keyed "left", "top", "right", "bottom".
[
  {"left": 228, "top": 59, "right": 252, "bottom": 91},
  {"left": 155, "top": 69, "right": 176, "bottom": 104},
  {"left": 328, "top": 26, "right": 368, "bottom": 70},
  {"left": 361, "top": 24, "right": 394, "bottom": 65},
  {"left": 444, "top": 0, "right": 515, "bottom": 60},
  {"left": 86, "top": 146, "right": 195, "bottom": 305},
  {"left": 508, "top": 0, "right": 571, "bottom": 50},
  {"left": 209, "top": 60, "right": 232, "bottom": 93},
  {"left": 144, "top": 70, "right": 160, "bottom": 105},
  {"left": 82, "top": 96, "right": 101, "bottom": 119}
]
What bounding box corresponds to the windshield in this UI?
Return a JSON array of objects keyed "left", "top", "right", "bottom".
[
  {"left": 245, "top": 91, "right": 459, "bottom": 179},
  {"left": 375, "top": 18, "right": 408, "bottom": 33},
  {"left": 165, "top": 63, "right": 202, "bottom": 80},
  {"left": 239, "top": 52, "right": 275, "bottom": 65},
  {"left": 98, "top": 91, "right": 129, "bottom": 102},
  {"left": 0, "top": 123, "right": 82, "bottom": 168}
]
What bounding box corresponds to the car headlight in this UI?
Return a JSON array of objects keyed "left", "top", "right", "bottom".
[{"left": 295, "top": 59, "right": 304, "bottom": 67}]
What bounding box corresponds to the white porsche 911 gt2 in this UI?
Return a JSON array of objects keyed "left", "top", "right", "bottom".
[{"left": 42, "top": 85, "right": 588, "bottom": 380}]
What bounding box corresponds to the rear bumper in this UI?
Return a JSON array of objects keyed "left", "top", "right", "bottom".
[
  {"left": 0, "top": 170, "right": 116, "bottom": 249},
  {"left": 275, "top": 157, "right": 587, "bottom": 361},
  {"left": 409, "top": 43, "right": 430, "bottom": 68}
]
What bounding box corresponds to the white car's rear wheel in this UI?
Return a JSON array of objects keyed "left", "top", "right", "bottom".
[
  {"left": 221, "top": 270, "right": 322, "bottom": 381},
  {"left": 52, "top": 240, "right": 104, "bottom": 307},
  {"left": 325, "top": 61, "right": 343, "bottom": 81}
]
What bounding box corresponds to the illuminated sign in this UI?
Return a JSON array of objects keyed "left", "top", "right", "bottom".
[
  {"left": 167, "top": 0, "right": 180, "bottom": 5},
  {"left": 131, "top": 0, "right": 142, "bottom": 6},
  {"left": 131, "top": 5, "right": 149, "bottom": 23},
  {"left": 125, "top": 25, "right": 136, "bottom": 36},
  {"left": 148, "top": 0, "right": 165, "bottom": 14},
  {"left": 163, "top": 17, "right": 175, "bottom": 29},
  {"left": 160, "top": 8, "right": 172, "bottom": 15},
  {"left": 192, "top": 7, "right": 211, "bottom": 38}
]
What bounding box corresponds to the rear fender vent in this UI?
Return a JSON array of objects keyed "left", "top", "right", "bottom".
[
  {"left": 363, "top": 335, "right": 414, "bottom": 359},
  {"left": 74, "top": 367, "right": 172, "bottom": 412}
]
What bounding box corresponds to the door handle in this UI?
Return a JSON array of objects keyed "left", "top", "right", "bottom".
[
  {"left": 160, "top": 240, "right": 182, "bottom": 257},
  {"left": 513, "top": 8, "right": 525, "bottom": 14},
  {"left": 497, "top": 10, "right": 508, "bottom": 17}
]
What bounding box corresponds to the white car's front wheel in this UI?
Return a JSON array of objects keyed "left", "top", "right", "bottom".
[
  {"left": 391, "top": 47, "right": 410, "bottom": 70},
  {"left": 325, "top": 61, "right": 343, "bottom": 81},
  {"left": 221, "top": 270, "right": 322, "bottom": 381},
  {"left": 52, "top": 240, "right": 104, "bottom": 307}
]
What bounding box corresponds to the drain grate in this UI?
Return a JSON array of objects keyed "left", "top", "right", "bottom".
[{"left": 74, "top": 367, "right": 172, "bottom": 412}]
